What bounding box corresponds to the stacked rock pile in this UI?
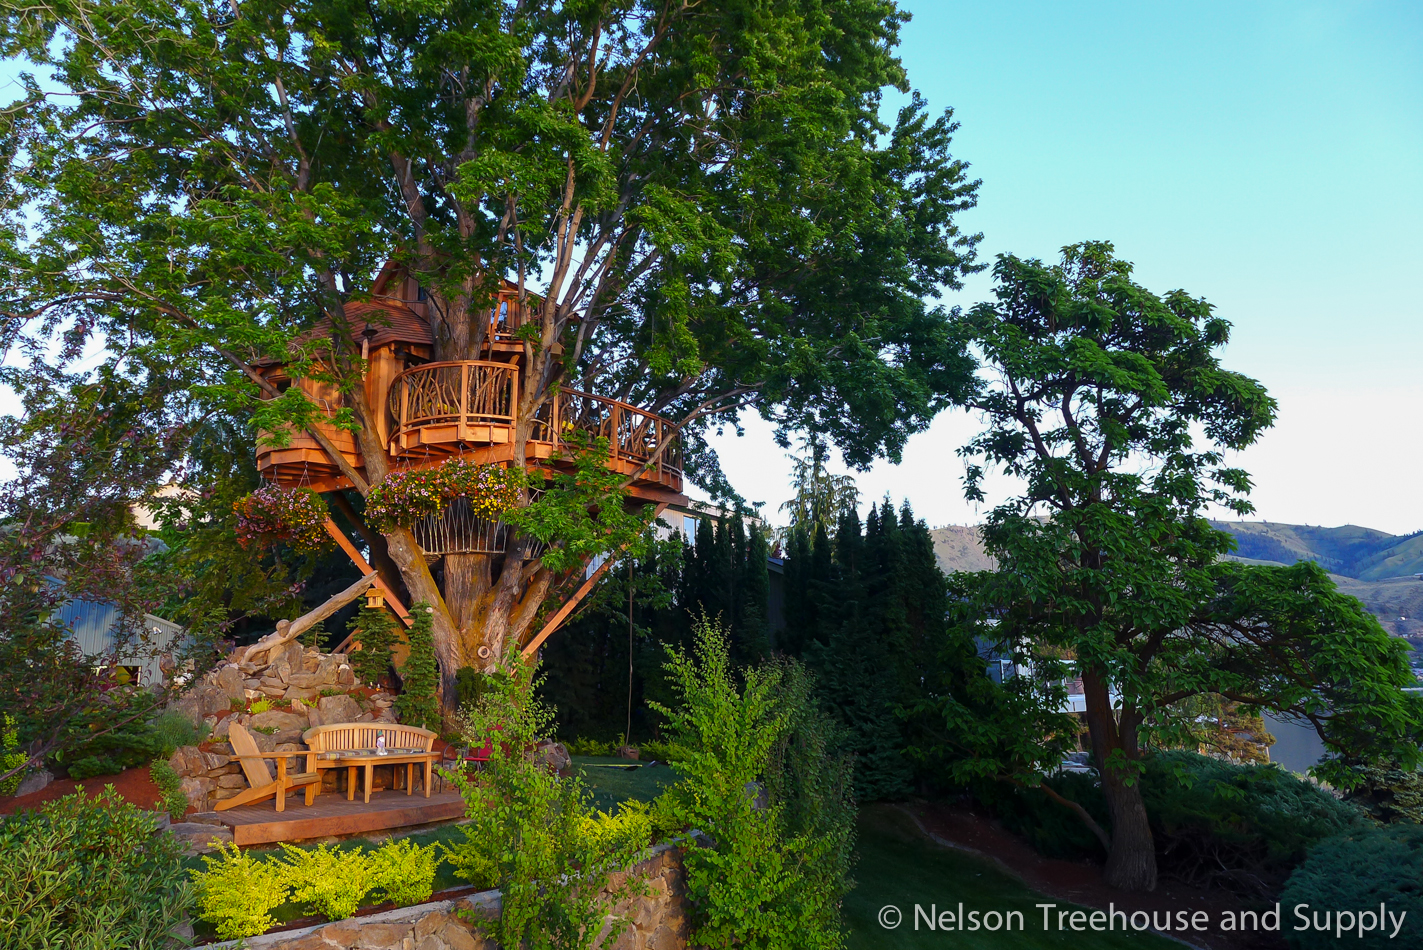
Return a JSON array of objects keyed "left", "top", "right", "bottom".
[{"left": 166, "top": 642, "right": 399, "bottom": 813}]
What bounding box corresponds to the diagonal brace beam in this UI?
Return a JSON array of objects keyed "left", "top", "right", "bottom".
[{"left": 324, "top": 518, "right": 412, "bottom": 628}]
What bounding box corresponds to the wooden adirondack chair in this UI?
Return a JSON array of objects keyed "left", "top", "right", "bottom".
[{"left": 216, "top": 722, "right": 322, "bottom": 812}]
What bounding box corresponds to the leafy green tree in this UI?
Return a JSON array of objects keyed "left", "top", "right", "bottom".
[
  {"left": 651, "top": 619, "right": 854, "bottom": 950},
  {"left": 1, "top": 0, "right": 981, "bottom": 706},
  {"left": 0, "top": 374, "right": 223, "bottom": 784},
  {"left": 955, "top": 242, "right": 1423, "bottom": 890}
]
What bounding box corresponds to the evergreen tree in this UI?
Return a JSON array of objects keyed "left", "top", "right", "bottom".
[
  {"left": 780, "top": 525, "right": 815, "bottom": 656},
  {"left": 396, "top": 603, "right": 441, "bottom": 732},
  {"left": 805, "top": 505, "right": 913, "bottom": 800},
  {"left": 537, "top": 537, "right": 683, "bottom": 742},
  {"left": 774, "top": 498, "right": 967, "bottom": 801},
  {"left": 737, "top": 524, "right": 772, "bottom": 662},
  {"left": 348, "top": 606, "right": 398, "bottom": 687},
  {"left": 806, "top": 522, "right": 835, "bottom": 651}
]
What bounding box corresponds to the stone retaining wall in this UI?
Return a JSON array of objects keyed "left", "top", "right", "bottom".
[{"left": 208, "top": 844, "right": 689, "bottom": 950}]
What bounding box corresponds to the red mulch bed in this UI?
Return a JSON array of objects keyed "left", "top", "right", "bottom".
[
  {"left": 901, "top": 801, "right": 1289, "bottom": 950},
  {"left": 0, "top": 764, "right": 168, "bottom": 816}
]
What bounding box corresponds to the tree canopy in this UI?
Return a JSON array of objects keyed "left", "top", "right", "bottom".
[{"left": 0, "top": 0, "right": 983, "bottom": 695}]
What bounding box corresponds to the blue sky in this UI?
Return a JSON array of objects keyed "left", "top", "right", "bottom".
[{"left": 708, "top": 0, "right": 1423, "bottom": 534}]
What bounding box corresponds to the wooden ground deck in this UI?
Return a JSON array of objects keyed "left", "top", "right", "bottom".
[{"left": 217, "top": 789, "right": 465, "bottom": 846}]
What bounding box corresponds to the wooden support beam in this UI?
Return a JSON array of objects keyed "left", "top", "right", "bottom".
[
  {"left": 323, "top": 518, "right": 412, "bottom": 627},
  {"left": 520, "top": 503, "right": 668, "bottom": 658},
  {"left": 520, "top": 556, "right": 616, "bottom": 659}
]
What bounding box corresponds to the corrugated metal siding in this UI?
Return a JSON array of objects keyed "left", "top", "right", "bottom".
[{"left": 52, "top": 599, "right": 185, "bottom": 686}]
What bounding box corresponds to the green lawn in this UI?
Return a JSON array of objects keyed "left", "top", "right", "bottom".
[
  {"left": 571, "top": 755, "right": 678, "bottom": 810},
  {"left": 846, "top": 807, "right": 1179, "bottom": 950}
]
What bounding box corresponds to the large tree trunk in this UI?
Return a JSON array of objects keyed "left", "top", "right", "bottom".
[{"left": 1081, "top": 667, "right": 1158, "bottom": 891}]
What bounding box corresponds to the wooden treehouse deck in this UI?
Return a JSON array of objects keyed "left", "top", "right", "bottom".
[{"left": 216, "top": 789, "right": 466, "bottom": 847}]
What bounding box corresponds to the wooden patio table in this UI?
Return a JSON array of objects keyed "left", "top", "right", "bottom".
[{"left": 326, "top": 748, "right": 442, "bottom": 804}]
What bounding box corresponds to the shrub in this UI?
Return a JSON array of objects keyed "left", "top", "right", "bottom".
[
  {"left": 566, "top": 736, "right": 616, "bottom": 757},
  {"left": 249, "top": 698, "right": 273, "bottom": 715},
  {"left": 1280, "top": 824, "right": 1423, "bottom": 949},
  {"left": 0, "top": 786, "right": 193, "bottom": 949},
  {"left": 443, "top": 655, "right": 652, "bottom": 949},
  {"left": 280, "top": 841, "right": 377, "bottom": 920},
  {"left": 148, "top": 709, "right": 209, "bottom": 752},
  {"left": 638, "top": 739, "right": 681, "bottom": 763},
  {"left": 370, "top": 838, "right": 440, "bottom": 907},
  {"left": 650, "top": 620, "right": 855, "bottom": 950},
  {"left": 194, "top": 842, "right": 289, "bottom": 939},
  {"left": 190, "top": 837, "right": 446, "bottom": 935},
  {"left": 1143, "top": 751, "right": 1366, "bottom": 891},
  {"left": 301, "top": 618, "right": 329, "bottom": 650},
  {"left": 396, "top": 603, "right": 440, "bottom": 731},
  {"left": 1346, "top": 760, "right": 1423, "bottom": 824},
  {"left": 455, "top": 665, "right": 510, "bottom": 712},
  {"left": 1, "top": 713, "right": 26, "bottom": 796},
  {"left": 983, "top": 751, "right": 1366, "bottom": 893},
  {"left": 977, "top": 770, "right": 1109, "bottom": 860},
  {"left": 57, "top": 709, "right": 209, "bottom": 780},
  {"left": 149, "top": 757, "right": 189, "bottom": 821},
  {"left": 349, "top": 605, "right": 399, "bottom": 686}
]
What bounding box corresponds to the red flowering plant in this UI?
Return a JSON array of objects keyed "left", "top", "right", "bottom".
[
  {"left": 232, "top": 484, "right": 332, "bottom": 553},
  {"left": 365, "top": 459, "right": 525, "bottom": 531}
]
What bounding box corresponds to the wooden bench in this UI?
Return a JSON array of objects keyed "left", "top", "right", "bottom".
[{"left": 302, "top": 723, "right": 440, "bottom": 804}]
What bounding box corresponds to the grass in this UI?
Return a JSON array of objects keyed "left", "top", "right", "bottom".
[
  {"left": 846, "top": 807, "right": 1179, "bottom": 950},
  {"left": 570, "top": 755, "right": 678, "bottom": 811}
]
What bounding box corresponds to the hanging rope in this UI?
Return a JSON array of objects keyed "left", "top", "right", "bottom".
[{"left": 624, "top": 557, "right": 634, "bottom": 747}]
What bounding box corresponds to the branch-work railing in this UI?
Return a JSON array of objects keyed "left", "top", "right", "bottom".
[
  {"left": 389, "top": 360, "right": 518, "bottom": 444},
  {"left": 387, "top": 362, "right": 683, "bottom": 484}
]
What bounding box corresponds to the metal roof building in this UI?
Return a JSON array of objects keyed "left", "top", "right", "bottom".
[{"left": 55, "top": 598, "right": 185, "bottom": 686}]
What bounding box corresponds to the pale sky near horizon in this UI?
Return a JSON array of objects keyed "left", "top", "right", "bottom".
[{"left": 702, "top": 1, "right": 1423, "bottom": 535}]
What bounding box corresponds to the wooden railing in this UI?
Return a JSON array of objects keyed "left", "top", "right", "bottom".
[
  {"left": 388, "top": 360, "right": 517, "bottom": 444},
  {"left": 534, "top": 389, "right": 684, "bottom": 483},
  {"left": 387, "top": 360, "right": 682, "bottom": 485}
]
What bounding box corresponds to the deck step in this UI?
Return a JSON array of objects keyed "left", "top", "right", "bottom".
[{"left": 216, "top": 789, "right": 465, "bottom": 846}]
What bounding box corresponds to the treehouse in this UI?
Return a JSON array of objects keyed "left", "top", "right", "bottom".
[
  {"left": 253, "top": 263, "right": 686, "bottom": 505},
  {"left": 250, "top": 263, "right": 688, "bottom": 656}
]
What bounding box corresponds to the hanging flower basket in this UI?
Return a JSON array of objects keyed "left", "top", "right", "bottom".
[
  {"left": 366, "top": 459, "right": 524, "bottom": 532},
  {"left": 233, "top": 484, "right": 332, "bottom": 553}
]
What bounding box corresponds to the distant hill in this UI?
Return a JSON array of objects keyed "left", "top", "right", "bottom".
[
  {"left": 1209, "top": 521, "right": 1423, "bottom": 581},
  {"left": 929, "top": 524, "right": 995, "bottom": 574},
  {"left": 929, "top": 521, "right": 1423, "bottom": 644}
]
